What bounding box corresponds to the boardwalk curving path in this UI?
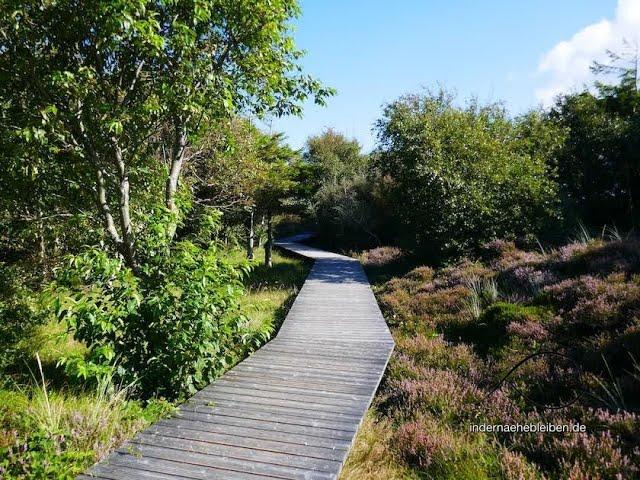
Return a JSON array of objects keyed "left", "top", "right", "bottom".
[{"left": 80, "top": 234, "right": 394, "bottom": 480}]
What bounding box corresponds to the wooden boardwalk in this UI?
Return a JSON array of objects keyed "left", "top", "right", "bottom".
[{"left": 80, "top": 235, "right": 394, "bottom": 480}]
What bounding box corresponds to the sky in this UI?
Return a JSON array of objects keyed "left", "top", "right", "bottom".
[{"left": 267, "top": 0, "right": 640, "bottom": 152}]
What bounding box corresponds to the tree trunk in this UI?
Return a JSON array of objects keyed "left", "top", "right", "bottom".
[
  {"left": 35, "top": 208, "right": 46, "bottom": 264},
  {"left": 113, "top": 140, "right": 136, "bottom": 271},
  {"left": 255, "top": 215, "right": 265, "bottom": 247},
  {"left": 166, "top": 126, "right": 187, "bottom": 239},
  {"left": 247, "top": 207, "right": 255, "bottom": 260},
  {"left": 96, "top": 168, "right": 122, "bottom": 245},
  {"left": 264, "top": 213, "right": 273, "bottom": 268}
]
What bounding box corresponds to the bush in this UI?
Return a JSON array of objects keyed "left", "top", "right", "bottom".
[
  {"left": 374, "top": 91, "right": 562, "bottom": 260},
  {"left": 50, "top": 239, "right": 249, "bottom": 399},
  {"left": 542, "top": 274, "right": 640, "bottom": 330},
  {"left": 393, "top": 416, "right": 502, "bottom": 479}
]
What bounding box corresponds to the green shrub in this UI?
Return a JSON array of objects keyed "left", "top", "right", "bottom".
[
  {"left": 50, "top": 239, "right": 250, "bottom": 399},
  {"left": 374, "top": 91, "right": 562, "bottom": 260}
]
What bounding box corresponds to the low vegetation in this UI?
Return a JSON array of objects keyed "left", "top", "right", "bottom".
[
  {"left": 0, "top": 247, "right": 309, "bottom": 479},
  {"left": 345, "top": 237, "right": 640, "bottom": 479}
]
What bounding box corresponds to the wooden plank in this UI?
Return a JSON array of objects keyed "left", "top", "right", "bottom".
[
  {"left": 139, "top": 425, "right": 348, "bottom": 460},
  {"left": 127, "top": 436, "right": 342, "bottom": 473},
  {"left": 79, "top": 235, "right": 394, "bottom": 480},
  {"left": 171, "top": 410, "right": 355, "bottom": 441},
  {"left": 153, "top": 418, "right": 352, "bottom": 448},
  {"left": 177, "top": 404, "right": 359, "bottom": 433}
]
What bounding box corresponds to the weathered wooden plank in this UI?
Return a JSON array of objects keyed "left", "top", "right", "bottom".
[
  {"left": 80, "top": 235, "right": 394, "bottom": 479},
  {"left": 177, "top": 404, "right": 360, "bottom": 433},
  {"left": 139, "top": 425, "right": 348, "bottom": 460},
  {"left": 187, "top": 395, "right": 365, "bottom": 420},
  {"left": 212, "top": 377, "right": 372, "bottom": 400},
  {"left": 171, "top": 410, "right": 355, "bottom": 441},
  {"left": 200, "top": 384, "right": 371, "bottom": 409},
  {"left": 153, "top": 418, "right": 352, "bottom": 448},
  {"left": 127, "top": 436, "right": 342, "bottom": 473}
]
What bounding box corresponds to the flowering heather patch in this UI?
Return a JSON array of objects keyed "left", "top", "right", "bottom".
[
  {"left": 434, "top": 260, "right": 491, "bottom": 289},
  {"left": 384, "top": 370, "right": 483, "bottom": 421},
  {"left": 499, "top": 449, "right": 543, "bottom": 480},
  {"left": 553, "top": 431, "right": 640, "bottom": 479},
  {"left": 358, "top": 246, "right": 405, "bottom": 267},
  {"left": 506, "top": 319, "right": 549, "bottom": 343},
  {"left": 555, "top": 241, "right": 593, "bottom": 262},
  {"left": 393, "top": 420, "right": 443, "bottom": 468},
  {"left": 551, "top": 239, "right": 640, "bottom": 276},
  {"left": 363, "top": 236, "right": 640, "bottom": 479},
  {"left": 588, "top": 408, "right": 640, "bottom": 442},
  {"left": 378, "top": 276, "right": 469, "bottom": 332},
  {"left": 396, "top": 334, "right": 479, "bottom": 376},
  {"left": 481, "top": 239, "right": 518, "bottom": 260},
  {"left": 543, "top": 274, "right": 640, "bottom": 329},
  {"left": 480, "top": 238, "right": 547, "bottom": 271},
  {"left": 392, "top": 414, "right": 506, "bottom": 478},
  {"left": 500, "top": 265, "right": 558, "bottom": 300}
]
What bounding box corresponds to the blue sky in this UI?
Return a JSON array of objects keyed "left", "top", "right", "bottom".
[{"left": 267, "top": 0, "right": 638, "bottom": 152}]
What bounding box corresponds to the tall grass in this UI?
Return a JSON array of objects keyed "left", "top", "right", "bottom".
[
  {"left": 574, "top": 221, "right": 593, "bottom": 245},
  {"left": 463, "top": 277, "right": 499, "bottom": 319}
]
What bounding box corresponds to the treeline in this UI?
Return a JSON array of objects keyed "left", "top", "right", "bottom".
[{"left": 303, "top": 52, "right": 639, "bottom": 260}]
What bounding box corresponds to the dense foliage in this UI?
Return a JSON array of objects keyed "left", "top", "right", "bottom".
[
  {"left": 373, "top": 91, "right": 562, "bottom": 260},
  {"left": 51, "top": 221, "right": 250, "bottom": 398},
  {"left": 0, "top": 0, "right": 332, "bottom": 269},
  {"left": 298, "top": 129, "right": 380, "bottom": 248},
  {"left": 551, "top": 59, "right": 640, "bottom": 229}
]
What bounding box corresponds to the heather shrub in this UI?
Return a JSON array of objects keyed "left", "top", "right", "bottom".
[
  {"left": 396, "top": 334, "right": 479, "bottom": 377},
  {"left": 480, "top": 239, "right": 518, "bottom": 261},
  {"left": 393, "top": 415, "right": 502, "bottom": 479},
  {"left": 542, "top": 274, "right": 640, "bottom": 329},
  {"left": 553, "top": 239, "right": 640, "bottom": 277},
  {"left": 499, "top": 265, "right": 558, "bottom": 301},
  {"left": 585, "top": 408, "right": 640, "bottom": 444},
  {"left": 435, "top": 260, "right": 491, "bottom": 289},
  {"left": 358, "top": 246, "right": 404, "bottom": 267},
  {"left": 378, "top": 270, "right": 469, "bottom": 333},
  {"left": 553, "top": 431, "right": 640, "bottom": 479},
  {"left": 406, "top": 266, "right": 436, "bottom": 283},
  {"left": 481, "top": 239, "right": 545, "bottom": 271},
  {"left": 499, "top": 449, "right": 543, "bottom": 480},
  {"left": 384, "top": 370, "right": 483, "bottom": 421},
  {"left": 385, "top": 354, "right": 427, "bottom": 383},
  {"left": 455, "top": 302, "right": 552, "bottom": 356}
]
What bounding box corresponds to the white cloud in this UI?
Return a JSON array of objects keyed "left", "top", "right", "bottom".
[{"left": 535, "top": 0, "right": 640, "bottom": 106}]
